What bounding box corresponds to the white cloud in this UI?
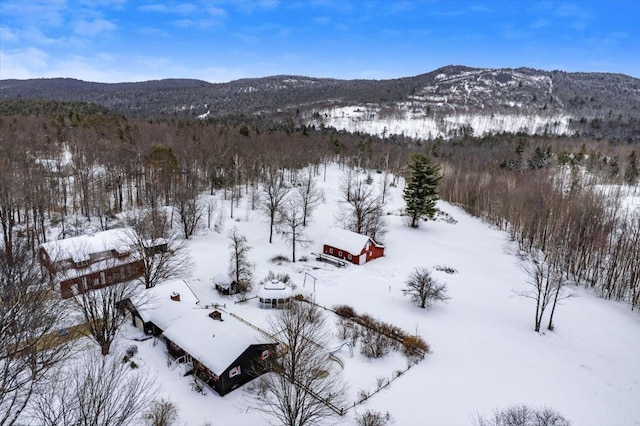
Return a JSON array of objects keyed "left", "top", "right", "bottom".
[
  {"left": 1, "top": 0, "right": 67, "bottom": 27},
  {"left": 73, "top": 18, "right": 116, "bottom": 36},
  {"left": 137, "top": 3, "right": 171, "bottom": 13},
  {"left": 0, "top": 26, "right": 19, "bottom": 42},
  {"left": 0, "top": 47, "right": 50, "bottom": 79}
]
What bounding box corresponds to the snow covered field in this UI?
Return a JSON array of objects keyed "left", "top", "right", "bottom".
[
  {"left": 112, "top": 163, "right": 639, "bottom": 425},
  {"left": 310, "top": 107, "right": 571, "bottom": 140}
]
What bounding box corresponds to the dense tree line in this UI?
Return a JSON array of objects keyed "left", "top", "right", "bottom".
[{"left": 438, "top": 136, "right": 640, "bottom": 317}]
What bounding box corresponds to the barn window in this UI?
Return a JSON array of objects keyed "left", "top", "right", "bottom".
[
  {"left": 348, "top": 254, "right": 352, "bottom": 260},
  {"left": 338, "top": 251, "right": 342, "bottom": 257},
  {"left": 329, "top": 248, "right": 333, "bottom": 254}
]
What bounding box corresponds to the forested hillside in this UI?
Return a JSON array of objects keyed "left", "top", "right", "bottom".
[{"left": 2, "top": 66, "right": 640, "bottom": 141}]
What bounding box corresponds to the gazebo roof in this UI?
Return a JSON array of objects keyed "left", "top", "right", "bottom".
[{"left": 257, "top": 280, "right": 293, "bottom": 299}]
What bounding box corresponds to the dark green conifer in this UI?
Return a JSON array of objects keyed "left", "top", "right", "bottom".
[{"left": 403, "top": 153, "right": 442, "bottom": 228}]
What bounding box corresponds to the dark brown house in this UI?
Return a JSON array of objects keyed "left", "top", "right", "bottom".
[
  {"left": 163, "top": 309, "right": 277, "bottom": 396},
  {"left": 38, "top": 228, "right": 144, "bottom": 298}
]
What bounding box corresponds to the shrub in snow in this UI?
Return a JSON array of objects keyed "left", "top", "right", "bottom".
[
  {"left": 261, "top": 271, "right": 292, "bottom": 284},
  {"left": 335, "top": 317, "right": 352, "bottom": 340},
  {"left": 402, "top": 335, "right": 430, "bottom": 359},
  {"left": 360, "top": 326, "right": 396, "bottom": 359},
  {"left": 356, "top": 410, "right": 394, "bottom": 426},
  {"left": 434, "top": 264, "right": 458, "bottom": 274},
  {"left": 126, "top": 345, "right": 138, "bottom": 358},
  {"left": 473, "top": 404, "right": 570, "bottom": 426},
  {"left": 270, "top": 254, "right": 289, "bottom": 264},
  {"left": 333, "top": 304, "right": 357, "bottom": 318},
  {"left": 144, "top": 399, "right": 179, "bottom": 426}
]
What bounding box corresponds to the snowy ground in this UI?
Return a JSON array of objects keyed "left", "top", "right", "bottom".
[{"left": 111, "top": 163, "right": 639, "bottom": 426}]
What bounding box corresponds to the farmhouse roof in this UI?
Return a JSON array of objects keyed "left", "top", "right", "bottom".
[
  {"left": 162, "top": 309, "right": 274, "bottom": 375},
  {"left": 322, "top": 227, "right": 383, "bottom": 254},
  {"left": 40, "top": 227, "right": 137, "bottom": 262},
  {"left": 133, "top": 280, "right": 200, "bottom": 331}
]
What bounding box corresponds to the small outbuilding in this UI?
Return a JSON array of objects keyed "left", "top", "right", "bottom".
[
  {"left": 163, "top": 309, "right": 277, "bottom": 396},
  {"left": 213, "top": 273, "right": 237, "bottom": 295},
  {"left": 257, "top": 280, "right": 293, "bottom": 309},
  {"left": 322, "top": 227, "right": 385, "bottom": 265}
]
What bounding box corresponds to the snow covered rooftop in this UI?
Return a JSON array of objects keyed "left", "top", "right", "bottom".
[
  {"left": 257, "top": 280, "right": 293, "bottom": 299},
  {"left": 212, "top": 273, "right": 232, "bottom": 288},
  {"left": 134, "top": 280, "right": 200, "bottom": 331},
  {"left": 162, "top": 309, "right": 274, "bottom": 375},
  {"left": 322, "top": 227, "right": 381, "bottom": 254},
  {"left": 40, "top": 227, "right": 137, "bottom": 262}
]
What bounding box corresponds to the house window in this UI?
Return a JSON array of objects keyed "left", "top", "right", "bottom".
[
  {"left": 329, "top": 248, "right": 333, "bottom": 254},
  {"left": 338, "top": 251, "right": 342, "bottom": 257},
  {"left": 229, "top": 366, "right": 241, "bottom": 378},
  {"left": 348, "top": 254, "right": 352, "bottom": 260}
]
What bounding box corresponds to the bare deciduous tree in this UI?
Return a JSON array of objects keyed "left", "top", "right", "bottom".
[
  {"left": 280, "top": 196, "right": 311, "bottom": 262},
  {"left": 261, "top": 169, "right": 289, "bottom": 243},
  {"left": 128, "top": 206, "right": 191, "bottom": 289},
  {"left": 402, "top": 267, "right": 449, "bottom": 309},
  {"left": 247, "top": 302, "right": 345, "bottom": 426},
  {"left": 520, "top": 250, "right": 569, "bottom": 333},
  {"left": 340, "top": 172, "right": 386, "bottom": 241},
  {"left": 28, "top": 350, "right": 157, "bottom": 426},
  {"left": 172, "top": 185, "right": 203, "bottom": 239},
  {"left": 297, "top": 171, "right": 323, "bottom": 227},
  {"left": 71, "top": 280, "right": 142, "bottom": 356},
  {"left": 228, "top": 227, "right": 253, "bottom": 294},
  {"left": 0, "top": 239, "right": 72, "bottom": 426}
]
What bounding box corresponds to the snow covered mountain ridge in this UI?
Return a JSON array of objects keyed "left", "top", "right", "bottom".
[{"left": 2, "top": 65, "right": 639, "bottom": 140}]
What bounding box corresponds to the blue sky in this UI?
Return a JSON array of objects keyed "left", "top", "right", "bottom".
[{"left": 1, "top": 0, "right": 638, "bottom": 83}]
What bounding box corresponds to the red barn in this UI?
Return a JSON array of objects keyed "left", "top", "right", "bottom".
[
  {"left": 322, "top": 227, "right": 385, "bottom": 265},
  {"left": 38, "top": 228, "right": 144, "bottom": 298}
]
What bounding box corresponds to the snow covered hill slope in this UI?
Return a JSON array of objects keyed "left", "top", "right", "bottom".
[
  {"left": 306, "top": 67, "right": 637, "bottom": 140},
  {"left": 119, "top": 163, "right": 639, "bottom": 425}
]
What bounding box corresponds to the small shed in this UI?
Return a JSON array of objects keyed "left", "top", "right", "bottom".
[
  {"left": 163, "top": 309, "right": 276, "bottom": 396},
  {"left": 322, "top": 227, "right": 385, "bottom": 265},
  {"left": 257, "top": 280, "right": 293, "bottom": 309},
  {"left": 213, "top": 273, "right": 237, "bottom": 295}
]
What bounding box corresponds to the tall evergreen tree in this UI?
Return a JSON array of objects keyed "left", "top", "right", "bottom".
[{"left": 403, "top": 153, "right": 442, "bottom": 228}]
